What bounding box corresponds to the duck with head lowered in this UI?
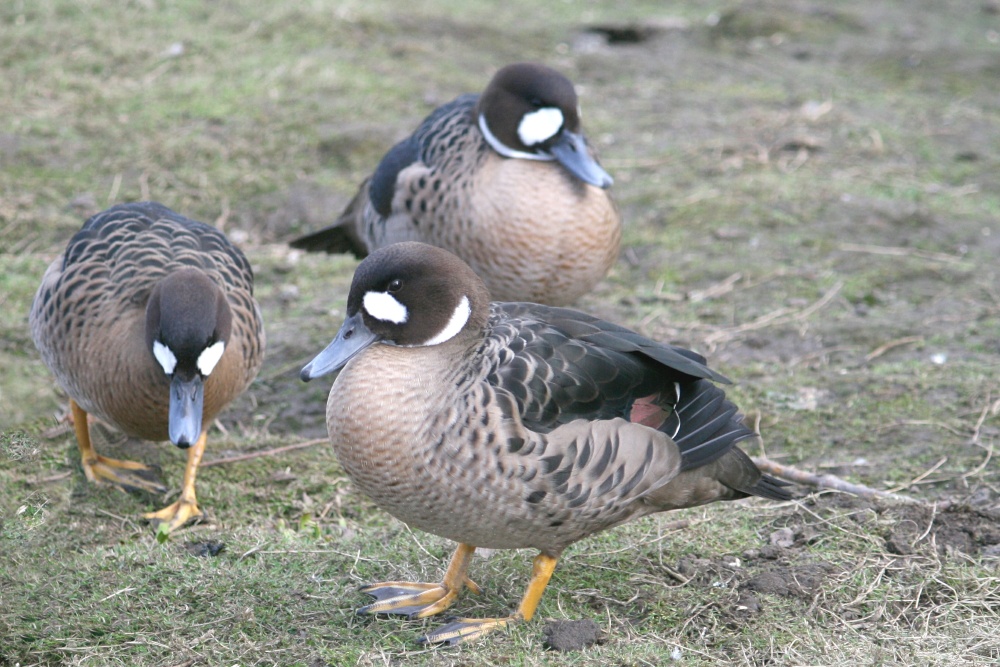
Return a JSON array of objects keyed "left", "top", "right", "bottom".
[
  {"left": 30, "top": 202, "right": 265, "bottom": 532},
  {"left": 301, "top": 241, "right": 790, "bottom": 644},
  {"left": 290, "top": 62, "right": 620, "bottom": 306}
]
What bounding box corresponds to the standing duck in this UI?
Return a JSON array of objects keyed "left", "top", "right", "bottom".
[
  {"left": 290, "top": 62, "right": 620, "bottom": 306},
  {"left": 301, "top": 242, "right": 790, "bottom": 644},
  {"left": 30, "top": 202, "right": 265, "bottom": 532}
]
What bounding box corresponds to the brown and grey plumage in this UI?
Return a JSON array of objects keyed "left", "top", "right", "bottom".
[
  {"left": 30, "top": 201, "right": 265, "bottom": 532},
  {"left": 290, "top": 62, "right": 620, "bottom": 305},
  {"left": 300, "top": 242, "right": 790, "bottom": 644}
]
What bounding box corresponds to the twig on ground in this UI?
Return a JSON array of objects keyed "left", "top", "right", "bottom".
[
  {"left": 96, "top": 507, "right": 142, "bottom": 530},
  {"left": 41, "top": 422, "right": 71, "bottom": 439},
  {"left": 886, "top": 456, "right": 948, "bottom": 494},
  {"left": 212, "top": 417, "right": 229, "bottom": 436},
  {"left": 970, "top": 395, "right": 999, "bottom": 447},
  {"left": 688, "top": 272, "right": 742, "bottom": 302},
  {"left": 962, "top": 440, "right": 994, "bottom": 481},
  {"left": 752, "top": 457, "right": 923, "bottom": 504},
  {"left": 876, "top": 419, "right": 966, "bottom": 438},
  {"left": 581, "top": 518, "right": 699, "bottom": 558},
  {"left": 750, "top": 411, "right": 767, "bottom": 459},
  {"left": 201, "top": 439, "right": 326, "bottom": 467},
  {"left": 704, "top": 307, "right": 793, "bottom": 347},
  {"left": 865, "top": 336, "right": 924, "bottom": 362},
  {"left": 839, "top": 243, "right": 968, "bottom": 265},
  {"left": 788, "top": 345, "right": 857, "bottom": 367},
  {"left": 704, "top": 280, "right": 843, "bottom": 348},
  {"left": 99, "top": 587, "right": 137, "bottom": 602},
  {"left": 961, "top": 397, "right": 997, "bottom": 481},
  {"left": 31, "top": 471, "right": 72, "bottom": 485}
]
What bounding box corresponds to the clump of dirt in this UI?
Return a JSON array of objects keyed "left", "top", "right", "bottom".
[
  {"left": 675, "top": 553, "right": 835, "bottom": 600},
  {"left": 674, "top": 550, "right": 836, "bottom": 629},
  {"left": 882, "top": 505, "right": 1000, "bottom": 557},
  {"left": 675, "top": 555, "right": 745, "bottom": 587},
  {"left": 764, "top": 495, "right": 1000, "bottom": 561},
  {"left": 741, "top": 562, "right": 834, "bottom": 599},
  {"left": 185, "top": 540, "right": 226, "bottom": 558},
  {"left": 542, "top": 619, "right": 603, "bottom": 651},
  {"left": 797, "top": 495, "right": 1000, "bottom": 558},
  {"left": 733, "top": 592, "right": 763, "bottom": 619}
]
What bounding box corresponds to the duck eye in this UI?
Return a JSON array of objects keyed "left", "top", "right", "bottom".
[{"left": 388, "top": 279, "right": 403, "bottom": 293}]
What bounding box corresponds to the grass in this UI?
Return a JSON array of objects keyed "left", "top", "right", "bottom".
[{"left": 3, "top": 0, "right": 1000, "bottom": 664}]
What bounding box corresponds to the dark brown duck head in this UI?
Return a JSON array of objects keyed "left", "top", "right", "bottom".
[
  {"left": 476, "top": 62, "right": 613, "bottom": 189},
  {"left": 145, "top": 267, "right": 232, "bottom": 448},
  {"left": 301, "top": 242, "right": 491, "bottom": 381}
]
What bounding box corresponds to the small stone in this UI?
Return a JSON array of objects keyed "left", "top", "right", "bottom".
[
  {"left": 185, "top": 540, "right": 225, "bottom": 557},
  {"left": 735, "top": 593, "right": 762, "bottom": 614},
  {"left": 759, "top": 545, "right": 785, "bottom": 560},
  {"left": 770, "top": 527, "right": 795, "bottom": 548},
  {"left": 982, "top": 544, "right": 1000, "bottom": 559}
]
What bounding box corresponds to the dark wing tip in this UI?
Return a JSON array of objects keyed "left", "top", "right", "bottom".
[
  {"left": 289, "top": 225, "right": 352, "bottom": 253},
  {"left": 749, "top": 474, "right": 794, "bottom": 502}
]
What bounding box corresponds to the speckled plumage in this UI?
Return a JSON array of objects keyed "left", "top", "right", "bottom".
[
  {"left": 302, "top": 242, "right": 789, "bottom": 643},
  {"left": 291, "top": 63, "right": 620, "bottom": 305},
  {"left": 30, "top": 201, "right": 265, "bottom": 529},
  {"left": 326, "top": 303, "right": 785, "bottom": 555}
]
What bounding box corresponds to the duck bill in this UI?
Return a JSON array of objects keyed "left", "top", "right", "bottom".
[
  {"left": 548, "top": 130, "right": 613, "bottom": 188},
  {"left": 169, "top": 375, "right": 204, "bottom": 449},
  {"left": 300, "top": 312, "right": 379, "bottom": 382}
]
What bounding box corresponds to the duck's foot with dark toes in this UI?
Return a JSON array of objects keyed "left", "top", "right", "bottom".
[
  {"left": 358, "top": 579, "right": 480, "bottom": 618},
  {"left": 418, "top": 615, "right": 517, "bottom": 645},
  {"left": 358, "top": 543, "right": 480, "bottom": 619},
  {"left": 143, "top": 498, "right": 203, "bottom": 532},
  {"left": 81, "top": 455, "right": 167, "bottom": 495}
]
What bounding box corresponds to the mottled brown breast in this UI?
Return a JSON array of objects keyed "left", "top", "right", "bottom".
[
  {"left": 30, "top": 203, "right": 264, "bottom": 441},
  {"left": 324, "top": 338, "right": 679, "bottom": 555}
]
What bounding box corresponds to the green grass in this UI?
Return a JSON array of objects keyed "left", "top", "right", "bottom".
[{"left": 3, "top": 0, "right": 1000, "bottom": 664}]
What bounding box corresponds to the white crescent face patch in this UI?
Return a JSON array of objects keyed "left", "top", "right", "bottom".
[
  {"left": 422, "top": 296, "right": 471, "bottom": 346},
  {"left": 517, "top": 107, "right": 564, "bottom": 147},
  {"left": 363, "top": 291, "right": 409, "bottom": 324},
  {"left": 479, "top": 114, "right": 554, "bottom": 161},
  {"left": 153, "top": 340, "right": 177, "bottom": 375},
  {"left": 197, "top": 340, "right": 226, "bottom": 376}
]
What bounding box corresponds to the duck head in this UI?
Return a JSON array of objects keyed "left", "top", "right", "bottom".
[
  {"left": 145, "top": 267, "right": 231, "bottom": 448},
  {"left": 301, "top": 242, "right": 490, "bottom": 381},
  {"left": 476, "top": 62, "right": 613, "bottom": 189}
]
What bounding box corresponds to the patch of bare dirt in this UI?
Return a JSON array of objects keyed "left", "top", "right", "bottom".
[
  {"left": 542, "top": 619, "right": 603, "bottom": 651},
  {"left": 883, "top": 504, "right": 1000, "bottom": 557}
]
